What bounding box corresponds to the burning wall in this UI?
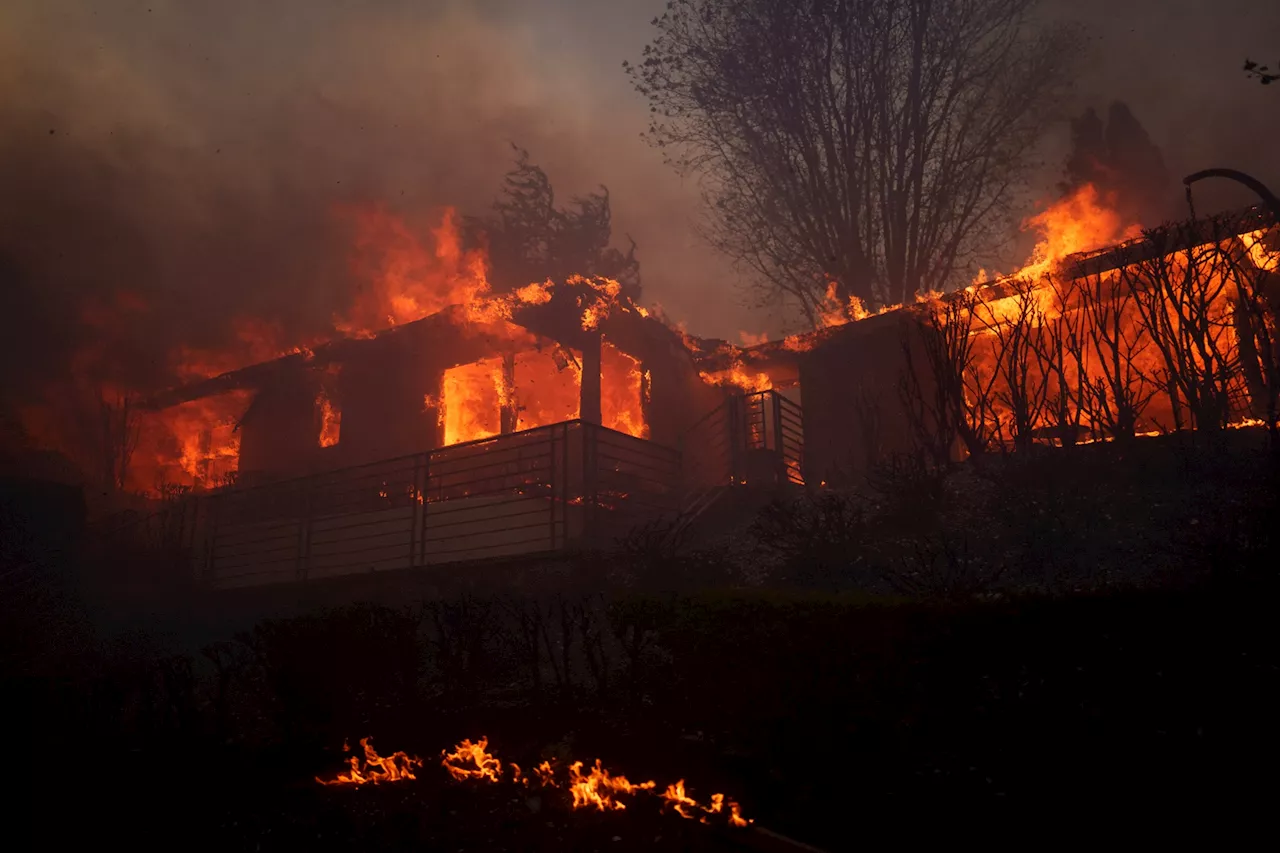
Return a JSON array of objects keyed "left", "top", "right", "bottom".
[
  {"left": 434, "top": 339, "right": 646, "bottom": 447},
  {"left": 801, "top": 208, "right": 1280, "bottom": 483},
  {"left": 68, "top": 204, "right": 686, "bottom": 494},
  {"left": 139, "top": 278, "right": 691, "bottom": 489}
]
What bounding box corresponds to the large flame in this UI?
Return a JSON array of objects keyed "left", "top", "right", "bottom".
[
  {"left": 41, "top": 203, "right": 658, "bottom": 494},
  {"left": 974, "top": 183, "right": 1144, "bottom": 285},
  {"left": 601, "top": 342, "right": 648, "bottom": 438},
  {"left": 337, "top": 206, "right": 491, "bottom": 337}
]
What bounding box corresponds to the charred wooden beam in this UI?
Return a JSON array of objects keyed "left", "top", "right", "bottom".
[
  {"left": 580, "top": 331, "right": 602, "bottom": 426},
  {"left": 499, "top": 353, "right": 517, "bottom": 434}
]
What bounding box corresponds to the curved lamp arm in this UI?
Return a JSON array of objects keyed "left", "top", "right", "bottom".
[{"left": 1183, "top": 168, "right": 1280, "bottom": 222}]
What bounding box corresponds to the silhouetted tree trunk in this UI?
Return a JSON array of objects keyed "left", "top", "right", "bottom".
[{"left": 79, "top": 387, "right": 140, "bottom": 493}]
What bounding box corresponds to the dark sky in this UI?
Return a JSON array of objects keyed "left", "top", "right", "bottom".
[{"left": 1, "top": 0, "right": 1277, "bottom": 401}]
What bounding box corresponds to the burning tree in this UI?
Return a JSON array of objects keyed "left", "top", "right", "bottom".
[
  {"left": 466, "top": 147, "right": 640, "bottom": 300},
  {"left": 626, "top": 0, "right": 1081, "bottom": 320},
  {"left": 1074, "top": 266, "right": 1159, "bottom": 443},
  {"left": 1126, "top": 222, "right": 1244, "bottom": 435}
]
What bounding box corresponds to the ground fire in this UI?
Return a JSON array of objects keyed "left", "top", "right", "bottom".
[
  {"left": 315, "top": 737, "right": 424, "bottom": 786},
  {"left": 319, "top": 735, "right": 751, "bottom": 829}
]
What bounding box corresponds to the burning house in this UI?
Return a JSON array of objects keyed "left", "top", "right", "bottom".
[
  {"left": 127, "top": 193, "right": 1278, "bottom": 589},
  {"left": 143, "top": 269, "right": 749, "bottom": 588}
]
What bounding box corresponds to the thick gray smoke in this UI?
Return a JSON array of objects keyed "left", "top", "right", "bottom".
[
  {"left": 0, "top": 0, "right": 733, "bottom": 414},
  {"left": 1, "top": 0, "right": 1276, "bottom": 421}
]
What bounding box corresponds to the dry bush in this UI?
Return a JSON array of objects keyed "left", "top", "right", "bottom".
[
  {"left": 1127, "top": 221, "right": 1242, "bottom": 436},
  {"left": 900, "top": 292, "right": 998, "bottom": 466},
  {"left": 1075, "top": 266, "right": 1160, "bottom": 442},
  {"left": 973, "top": 278, "right": 1054, "bottom": 452}
]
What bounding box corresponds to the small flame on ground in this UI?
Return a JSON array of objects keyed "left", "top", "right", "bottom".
[
  {"left": 567, "top": 759, "right": 657, "bottom": 811},
  {"left": 441, "top": 736, "right": 503, "bottom": 783},
  {"left": 322, "top": 735, "right": 752, "bottom": 828},
  {"left": 316, "top": 737, "right": 423, "bottom": 786}
]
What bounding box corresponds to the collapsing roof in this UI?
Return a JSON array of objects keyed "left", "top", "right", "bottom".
[
  {"left": 689, "top": 203, "right": 1279, "bottom": 389},
  {"left": 143, "top": 276, "right": 698, "bottom": 412}
]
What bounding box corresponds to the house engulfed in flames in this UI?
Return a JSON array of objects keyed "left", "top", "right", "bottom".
[{"left": 144, "top": 201, "right": 1278, "bottom": 589}]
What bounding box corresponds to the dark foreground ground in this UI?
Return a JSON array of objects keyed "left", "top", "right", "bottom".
[
  {"left": 13, "top": 576, "right": 1279, "bottom": 851},
  {"left": 7, "top": 436, "right": 1280, "bottom": 848}
]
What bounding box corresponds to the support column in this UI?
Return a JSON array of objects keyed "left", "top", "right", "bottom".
[
  {"left": 423, "top": 370, "right": 445, "bottom": 449},
  {"left": 580, "top": 332, "right": 602, "bottom": 426},
  {"left": 639, "top": 362, "right": 653, "bottom": 438},
  {"left": 500, "top": 352, "right": 518, "bottom": 434},
  {"left": 196, "top": 427, "right": 214, "bottom": 488}
]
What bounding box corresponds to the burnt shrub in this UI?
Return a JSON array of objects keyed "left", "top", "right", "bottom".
[
  {"left": 610, "top": 513, "right": 735, "bottom": 591},
  {"left": 242, "top": 603, "right": 424, "bottom": 750},
  {"left": 750, "top": 490, "right": 875, "bottom": 590}
]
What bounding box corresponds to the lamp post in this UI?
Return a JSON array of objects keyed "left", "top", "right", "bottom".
[{"left": 1183, "top": 168, "right": 1280, "bottom": 222}]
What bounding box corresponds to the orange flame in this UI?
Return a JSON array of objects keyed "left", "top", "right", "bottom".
[
  {"left": 441, "top": 736, "right": 503, "bottom": 783},
  {"left": 602, "top": 342, "right": 648, "bottom": 438},
  {"left": 567, "top": 759, "right": 657, "bottom": 811},
  {"left": 324, "top": 735, "right": 753, "bottom": 829},
  {"left": 816, "top": 283, "right": 870, "bottom": 327},
  {"left": 317, "top": 388, "right": 341, "bottom": 448},
  {"left": 976, "top": 183, "right": 1143, "bottom": 285},
  {"left": 575, "top": 275, "right": 624, "bottom": 331},
  {"left": 316, "top": 738, "right": 423, "bottom": 786},
  {"left": 698, "top": 344, "right": 773, "bottom": 393},
  {"left": 662, "top": 782, "right": 750, "bottom": 827},
  {"left": 45, "top": 203, "right": 666, "bottom": 494}
]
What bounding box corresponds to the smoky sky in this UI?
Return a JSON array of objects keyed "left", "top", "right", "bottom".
[{"left": 1, "top": 0, "right": 1277, "bottom": 407}]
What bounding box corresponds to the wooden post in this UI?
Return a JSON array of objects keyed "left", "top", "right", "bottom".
[
  {"left": 424, "top": 370, "right": 445, "bottom": 449},
  {"left": 639, "top": 362, "right": 653, "bottom": 438},
  {"left": 580, "top": 332, "right": 602, "bottom": 426},
  {"left": 500, "top": 352, "right": 518, "bottom": 434}
]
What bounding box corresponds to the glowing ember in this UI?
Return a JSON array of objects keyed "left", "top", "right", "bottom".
[{"left": 316, "top": 738, "right": 423, "bottom": 786}]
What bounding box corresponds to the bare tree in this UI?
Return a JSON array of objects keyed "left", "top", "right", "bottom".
[
  {"left": 1220, "top": 229, "right": 1280, "bottom": 445},
  {"left": 899, "top": 292, "right": 997, "bottom": 466},
  {"left": 973, "top": 279, "right": 1053, "bottom": 452},
  {"left": 627, "top": 0, "right": 1081, "bottom": 321},
  {"left": 1034, "top": 274, "right": 1091, "bottom": 446},
  {"left": 1075, "top": 266, "right": 1158, "bottom": 442},
  {"left": 1127, "top": 220, "right": 1241, "bottom": 435},
  {"left": 75, "top": 386, "right": 140, "bottom": 493}
]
